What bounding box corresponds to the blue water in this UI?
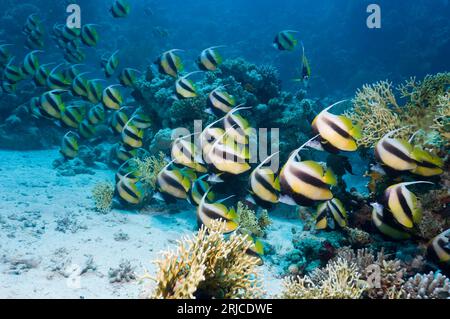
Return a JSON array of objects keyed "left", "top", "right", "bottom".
[{"left": 1, "top": 0, "right": 448, "bottom": 99}]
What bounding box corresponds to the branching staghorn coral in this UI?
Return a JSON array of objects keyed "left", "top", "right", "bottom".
[
  {"left": 281, "top": 258, "right": 367, "bottom": 299},
  {"left": 92, "top": 181, "right": 114, "bottom": 213},
  {"left": 147, "top": 220, "right": 263, "bottom": 299},
  {"left": 131, "top": 152, "right": 167, "bottom": 190},
  {"left": 236, "top": 201, "right": 271, "bottom": 238},
  {"left": 347, "top": 72, "right": 450, "bottom": 148}
]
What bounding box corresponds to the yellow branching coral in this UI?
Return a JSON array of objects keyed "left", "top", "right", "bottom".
[
  {"left": 236, "top": 202, "right": 271, "bottom": 237},
  {"left": 281, "top": 258, "right": 366, "bottom": 299},
  {"left": 347, "top": 73, "right": 450, "bottom": 149},
  {"left": 92, "top": 181, "right": 114, "bottom": 213},
  {"left": 131, "top": 152, "right": 167, "bottom": 190},
  {"left": 148, "top": 220, "right": 263, "bottom": 299}
]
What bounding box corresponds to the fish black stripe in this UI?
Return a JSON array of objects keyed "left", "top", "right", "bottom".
[
  {"left": 166, "top": 52, "right": 177, "bottom": 74},
  {"left": 124, "top": 127, "right": 141, "bottom": 141},
  {"left": 382, "top": 140, "right": 414, "bottom": 163},
  {"left": 65, "top": 139, "right": 77, "bottom": 152},
  {"left": 64, "top": 109, "right": 78, "bottom": 124},
  {"left": 116, "top": 1, "right": 126, "bottom": 14},
  {"left": 212, "top": 91, "right": 232, "bottom": 107},
  {"left": 324, "top": 117, "right": 351, "bottom": 139},
  {"left": 161, "top": 172, "right": 186, "bottom": 192},
  {"left": 120, "top": 182, "right": 139, "bottom": 200},
  {"left": 436, "top": 238, "right": 450, "bottom": 254},
  {"left": 291, "top": 167, "right": 328, "bottom": 189},
  {"left": 202, "top": 205, "right": 230, "bottom": 221},
  {"left": 329, "top": 200, "right": 345, "bottom": 220},
  {"left": 415, "top": 159, "right": 439, "bottom": 169},
  {"left": 255, "top": 171, "right": 276, "bottom": 194},
  {"left": 396, "top": 187, "right": 414, "bottom": 221},
  {"left": 106, "top": 88, "right": 121, "bottom": 104},
  {"left": 179, "top": 79, "right": 195, "bottom": 93},
  {"left": 280, "top": 32, "right": 293, "bottom": 47},
  {"left": 205, "top": 50, "right": 218, "bottom": 66}
]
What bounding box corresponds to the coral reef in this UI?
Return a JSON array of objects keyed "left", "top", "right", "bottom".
[
  {"left": 131, "top": 152, "right": 168, "bottom": 191},
  {"left": 402, "top": 272, "right": 450, "bottom": 299},
  {"left": 109, "top": 260, "right": 136, "bottom": 283},
  {"left": 281, "top": 257, "right": 366, "bottom": 299},
  {"left": 92, "top": 182, "right": 115, "bottom": 214},
  {"left": 348, "top": 73, "right": 450, "bottom": 149},
  {"left": 237, "top": 202, "right": 271, "bottom": 238},
  {"left": 147, "top": 220, "right": 263, "bottom": 299}
]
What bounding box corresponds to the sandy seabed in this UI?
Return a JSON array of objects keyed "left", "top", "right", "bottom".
[{"left": 0, "top": 149, "right": 293, "bottom": 298}]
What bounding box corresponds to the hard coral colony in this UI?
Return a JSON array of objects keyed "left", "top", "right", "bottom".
[{"left": 0, "top": 0, "right": 448, "bottom": 301}]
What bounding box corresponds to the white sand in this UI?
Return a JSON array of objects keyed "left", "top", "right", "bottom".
[{"left": 0, "top": 149, "right": 293, "bottom": 299}]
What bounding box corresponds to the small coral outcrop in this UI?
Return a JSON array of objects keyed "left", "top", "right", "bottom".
[
  {"left": 402, "top": 272, "right": 450, "bottom": 299},
  {"left": 281, "top": 257, "right": 366, "bottom": 299},
  {"left": 147, "top": 220, "right": 263, "bottom": 299},
  {"left": 131, "top": 152, "right": 167, "bottom": 190},
  {"left": 92, "top": 181, "right": 114, "bottom": 213}
]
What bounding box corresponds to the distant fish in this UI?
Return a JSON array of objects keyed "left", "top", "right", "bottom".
[
  {"left": 102, "top": 84, "right": 123, "bottom": 110},
  {"left": 62, "top": 25, "right": 81, "bottom": 43},
  {"left": 111, "top": 0, "right": 131, "bottom": 18},
  {"left": 60, "top": 103, "right": 86, "bottom": 128},
  {"left": 175, "top": 71, "right": 201, "bottom": 99},
  {"left": 315, "top": 198, "right": 348, "bottom": 230},
  {"left": 86, "top": 79, "right": 104, "bottom": 104},
  {"left": 273, "top": 30, "right": 299, "bottom": 51},
  {"left": 71, "top": 72, "right": 90, "bottom": 98},
  {"left": 101, "top": 50, "right": 119, "bottom": 78},
  {"left": 22, "top": 50, "right": 42, "bottom": 77},
  {"left": 110, "top": 107, "right": 130, "bottom": 134},
  {"left": 197, "top": 46, "right": 225, "bottom": 71},
  {"left": 33, "top": 63, "right": 54, "bottom": 87},
  {"left": 3, "top": 58, "right": 24, "bottom": 84},
  {"left": 312, "top": 100, "right": 361, "bottom": 152},
  {"left": 118, "top": 68, "right": 140, "bottom": 88},
  {"left": 115, "top": 143, "right": 138, "bottom": 164},
  {"left": 130, "top": 110, "right": 152, "bottom": 129},
  {"left": 78, "top": 119, "right": 96, "bottom": 139},
  {"left": 60, "top": 131, "right": 79, "bottom": 159},
  {"left": 81, "top": 24, "right": 99, "bottom": 47},
  {"left": 206, "top": 87, "right": 236, "bottom": 116},
  {"left": 293, "top": 43, "right": 311, "bottom": 86},
  {"left": 87, "top": 104, "right": 106, "bottom": 125},
  {"left": 0, "top": 44, "right": 13, "bottom": 65},
  {"left": 155, "top": 49, "right": 183, "bottom": 78},
  {"left": 46, "top": 64, "right": 71, "bottom": 90},
  {"left": 121, "top": 118, "right": 144, "bottom": 148},
  {"left": 39, "top": 89, "right": 66, "bottom": 119}
]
